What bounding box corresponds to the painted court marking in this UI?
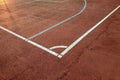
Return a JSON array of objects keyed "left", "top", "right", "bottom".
[
  {"left": 49, "top": 46, "right": 68, "bottom": 50},
  {"left": 25, "top": 0, "right": 67, "bottom": 4},
  {"left": 58, "top": 5, "right": 120, "bottom": 58},
  {"left": 28, "top": 0, "right": 87, "bottom": 39},
  {"left": 0, "top": 0, "right": 86, "bottom": 59},
  {"left": 0, "top": 26, "right": 59, "bottom": 57},
  {"left": 0, "top": 1, "right": 119, "bottom": 58}
]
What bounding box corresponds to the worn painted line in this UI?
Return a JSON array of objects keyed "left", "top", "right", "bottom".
[
  {"left": 34, "top": 0, "right": 67, "bottom": 3},
  {"left": 59, "top": 5, "right": 120, "bottom": 58},
  {"left": 28, "top": 0, "right": 87, "bottom": 39},
  {"left": 25, "top": 0, "right": 67, "bottom": 4},
  {"left": 0, "top": 26, "right": 59, "bottom": 57}
]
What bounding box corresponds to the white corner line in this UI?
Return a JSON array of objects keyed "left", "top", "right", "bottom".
[
  {"left": 0, "top": 26, "right": 59, "bottom": 57},
  {"left": 49, "top": 45, "right": 68, "bottom": 50},
  {"left": 60, "top": 5, "right": 120, "bottom": 56},
  {"left": 28, "top": 0, "right": 87, "bottom": 40},
  {"left": 58, "top": 55, "right": 63, "bottom": 58}
]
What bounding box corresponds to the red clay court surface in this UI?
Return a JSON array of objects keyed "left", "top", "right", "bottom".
[{"left": 0, "top": 0, "right": 120, "bottom": 80}]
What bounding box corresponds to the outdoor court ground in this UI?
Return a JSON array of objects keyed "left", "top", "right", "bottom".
[{"left": 0, "top": 0, "right": 120, "bottom": 80}]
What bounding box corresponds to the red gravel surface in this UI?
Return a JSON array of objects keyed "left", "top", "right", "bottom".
[{"left": 0, "top": 0, "right": 120, "bottom": 80}]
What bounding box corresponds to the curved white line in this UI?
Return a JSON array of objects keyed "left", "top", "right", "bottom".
[
  {"left": 28, "top": 0, "right": 87, "bottom": 39},
  {"left": 50, "top": 45, "right": 68, "bottom": 50}
]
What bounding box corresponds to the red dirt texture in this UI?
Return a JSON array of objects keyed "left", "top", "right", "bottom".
[{"left": 0, "top": 0, "right": 120, "bottom": 80}]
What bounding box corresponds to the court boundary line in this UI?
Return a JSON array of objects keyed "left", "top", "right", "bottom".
[
  {"left": 0, "top": 0, "right": 87, "bottom": 59},
  {"left": 28, "top": 0, "right": 87, "bottom": 39},
  {"left": 58, "top": 5, "right": 120, "bottom": 58},
  {"left": 0, "top": 4, "right": 119, "bottom": 59},
  {"left": 0, "top": 26, "right": 59, "bottom": 57}
]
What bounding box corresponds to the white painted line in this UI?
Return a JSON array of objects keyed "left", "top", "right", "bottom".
[
  {"left": 58, "top": 55, "right": 63, "bottom": 58},
  {"left": 26, "top": 0, "right": 67, "bottom": 4},
  {"left": 28, "top": 0, "right": 87, "bottom": 39},
  {"left": 49, "top": 45, "right": 68, "bottom": 50},
  {"left": 34, "top": 0, "right": 67, "bottom": 3},
  {"left": 0, "top": 26, "right": 59, "bottom": 57},
  {"left": 60, "top": 5, "right": 120, "bottom": 57}
]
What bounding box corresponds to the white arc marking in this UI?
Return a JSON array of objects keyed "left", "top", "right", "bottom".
[
  {"left": 49, "top": 45, "right": 68, "bottom": 50},
  {"left": 28, "top": 0, "right": 87, "bottom": 39}
]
